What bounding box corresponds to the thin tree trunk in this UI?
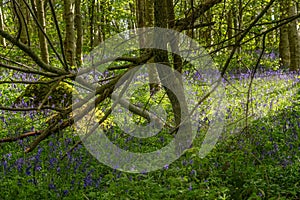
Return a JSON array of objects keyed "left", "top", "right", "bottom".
[
  {"left": 279, "top": 0, "right": 290, "bottom": 68},
  {"left": 227, "top": 9, "right": 233, "bottom": 50},
  {"left": 74, "top": 0, "right": 82, "bottom": 67},
  {"left": 63, "top": 0, "right": 75, "bottom": 67},
  {"left": 204, "top": 9, "right": 212, "bottom": 46},
  {"left": 99, "top": 1, "right": 106, "bottom": 42},
  {"left": 154, "top": 0, "right": 180, "bottom": 124},
  {"left": 237, "top": 0, "right": 243, "bottom": 54},
  {"left": 30, "top": 0, "right": 38, "bottom": 18},
  {"left": 288, "top": 1, "right": 300, "bottom": 71},
  {"left": 167, "top": 0, "right": 183, "bottom": 73},
  {"left": 89, "top": 0, "right": 95, "bottom": 49},
  {"left": 36, "top": 0, "right": 49, "bottom": 64},
  {"left": 128, "top": 2, "right": 135, "bottom": 30},
  {"left": 136, "top": 0, "right": 145, "bottom": 28},
  {"left": 94, "top": 1, "right": 104, "bottom": 46},
  {"left": 136, "top": 0, "right": 160, "bottom": 94},
  {"left": 14, "top": 0, "right": 29, "bottom": 44},
  {"left": 267, "top": 7, "right": 275, "bottom": 47},
  {"left": 0, "top": 4, "right": 6, "bottom": 47}
]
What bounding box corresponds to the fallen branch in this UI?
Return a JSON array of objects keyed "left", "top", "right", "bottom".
[{"left": 0, "top": 131, "right": 42, "bottom": 143}]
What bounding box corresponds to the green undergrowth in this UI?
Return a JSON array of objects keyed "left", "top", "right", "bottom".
[{"left": 0, "top": 74, "right": 300, "bottom": 199}]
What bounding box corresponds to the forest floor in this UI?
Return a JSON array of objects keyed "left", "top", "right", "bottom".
[{"left": 0, "top": 70, "right": 300, "bottom": 199}]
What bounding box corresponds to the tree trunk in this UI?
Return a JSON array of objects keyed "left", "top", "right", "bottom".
[
  {"left": 287, "top": 1, "right": 300, "bottom": 71},
  {"left": 154, "top": 0, "right": 192, "bottom": 153},
  {"left": 136, "top": 0, "right": 160, "bottom": 94},
  {"left": 154, "top": 0, "right": 180, "bottom": 124},
  {"left": 204, "top": 9, "right": 212, "bottom": 47},
  {"left": 74, "top": 0, "right": 82, "bottom": 67},
  {"left": 94, "top": 1, "right": 104, "bottom": 46},
  {"left": 166, "top": 0, "right": 183, "bottom": 73},
  {"left": 63, "top": 0, "right": 75, "bottom": 67},
  {"left": 0, "top": 4, "right": 6, "bottom": 47},
  {"left": 136, "top": 0, "right": 145, "bottom": 28},
  {"left": 99, "top": 1, "right": 106, "bottom": 43},
  {"left": 128, "top": 2, "right": 136, "bottom": 30},
  {"left": 36, "top": 0, "right": 49, "bottom": 64},
  {"left": 279, "top": 0, "right": 290, "bottom": 68},
  {"left": 89, "top": 0, "right": 95, "bottom": 49},
  {"left": 227, "top": 9, "right": 233, "bottom": 50},
  {"left": 13, "top": 0, "right": 29, "bottom": 44},
  {"left": 237, "top": 0, "right": 243, "bottom": 54}
]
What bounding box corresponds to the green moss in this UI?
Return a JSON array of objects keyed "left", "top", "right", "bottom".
[{"left": 15, "top": 77, "right": 75, "bottom": 108}]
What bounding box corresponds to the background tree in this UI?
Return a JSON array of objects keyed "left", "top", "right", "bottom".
[
  {"left": 279, "top": 0, "right": 290, "bottom": 68},
  {"left": 136, "top": 0, "right": 160, "bottom": 93},
  {"left": 13, "top": 0, "right": 29, "bottom": 44},
  {"left": 36, "top": 0, "right": 49, "bottom": 64},
  {"left": 63, "top": 0, "right": 75, "bottom": 67},
  {"left": 287, "top": 0, "right": 300, "bottom": 71},
  {"left": 0, "top": 3, "right": 6, "bottom": 47}
]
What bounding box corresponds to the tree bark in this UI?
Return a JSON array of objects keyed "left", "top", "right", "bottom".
[
  {"left": 0, "top": 4, "right": 6, "bottom": 47},
  {"left": 236, "top": 0, "right": 243, "bottom": 54},
  {"left": 89, "top": 0, "right": 95, "bottom": 49},
  {"left": 63, "top": 0, "right": 75, "bottom": 67},
  {"left": 74, "top": 0, "right": 82, "bottom": 67},
  {"left": 287, "top": 1, "right": 300, "bottom": 71},
  {"left": 166, "top": 0, "right": 183, "bottom": 73},
  {"left": 279, "top": 0, "right": 290, "bottom": 68},
  {"left": 136, "top": 0, "right": 160, "bottom": 94},
  {"left": 36, "top": 0, "right": 49, "bottom": 64},
  {"left": 14, "top": 0, "right": 29, "bottom": 44},
  {"left": 154, "top": 0, "right": 192, "bottom": 154},
  {"left": 227, "top": 9, "right": 233, "bottom": 50}
]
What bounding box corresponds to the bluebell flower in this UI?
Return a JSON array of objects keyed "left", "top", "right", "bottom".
[
  {"left": 49, "top": 183, "right": 56, "bottom": 190},
  {"left": 49, "top": 158, "right": 57, "bottom": 169},
  {"left": 3, "top": 160, "right": 8, "bottom": 172},
  {"left": 188, "top": 183, "right": 192, "bottom": 191},
  {"left": 163, "top": 164, "right": 169, "bottom": 170},
  {"left": 63, "top": 190, "right": 69, "bottom": 196},
  {"left": 6, "top": 153, "right": 12, "bottom": 160},
  {"left": 83, "top": 175, "right": 93, "bottom": 188},
  {"left": 269, "top": 52, "right": 276, "bottom": 60},
  {"left": 15, "top": 158, "right": 24, "bottom": 172},
  {"left": 191, "top": 169, "right": 196, "bottom": 176},
  {"left": 273, "top": 143, "right": 279, "bottom": 152},
  {"left": 25, "top": 165, "right": 31, "bottom": 175}
]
